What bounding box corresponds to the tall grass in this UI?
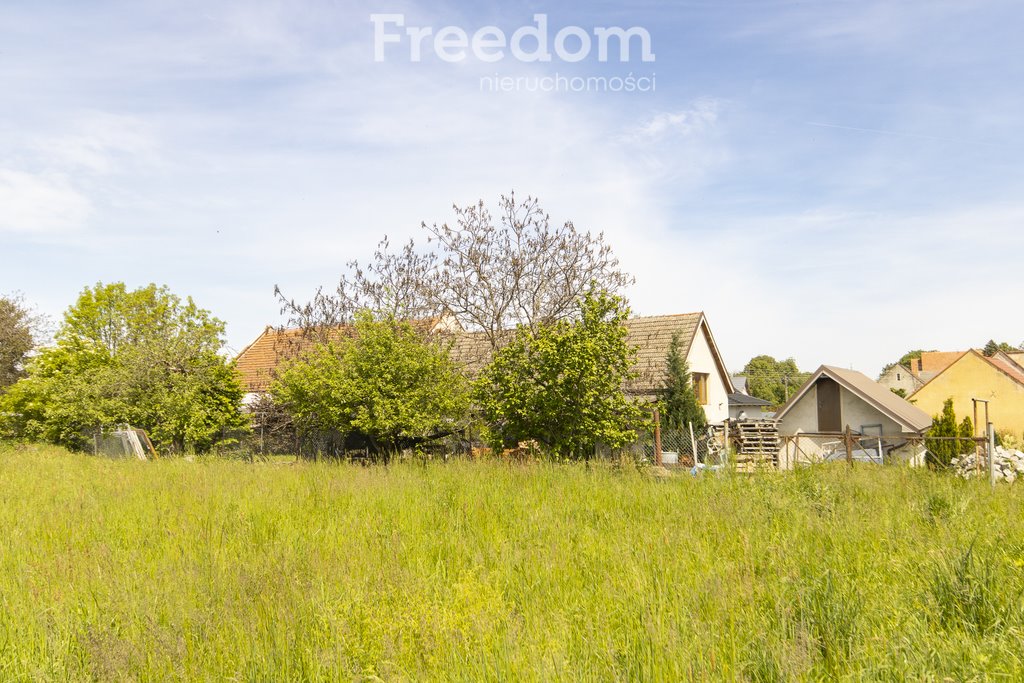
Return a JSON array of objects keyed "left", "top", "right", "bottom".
[{"left": 1, "top": 444, "right": 1023, "bottom": 680}]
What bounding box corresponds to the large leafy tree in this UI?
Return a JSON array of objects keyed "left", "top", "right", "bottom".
[
  {"left": 271, "top": 312, "right": 469, "bottom": 454},
  {"left": 0, "top": 283, "right": 247, "bottom": 452},
  {"left": 0, "top": 292, "right": 48, "bottom": 393},
  {"left": 0, "top": 294, "right": 45, "bottom": 390},
  {"left": 740, "top": 355, "right": 810, "bottom": 406},
  {"left": 474, "top": 290, "right": 644, "bottom": 459},
  {"left": 660, "top": 330, "right": 707, "bottom": 432}
]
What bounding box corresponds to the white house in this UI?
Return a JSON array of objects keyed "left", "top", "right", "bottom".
[{"left": 623, "top": 312, "right": 735, "bottom": 424}]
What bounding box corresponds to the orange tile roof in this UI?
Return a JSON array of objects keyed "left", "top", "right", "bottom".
[
  {"left": 915, "top": 351, "right": 967, "bottom": 376},
  {"left": 235, "top": 318, "right": 442, "bottom": 392},
  {"left": 234, "top": 326, "right": 355, "bottom": 392},
  {"left": 986, "top": 353, "right": 1024, "bottom": 386}
]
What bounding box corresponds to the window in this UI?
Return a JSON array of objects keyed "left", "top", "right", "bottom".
[{"left": 692, "top": 372, "right": 709, "bottom": 405}]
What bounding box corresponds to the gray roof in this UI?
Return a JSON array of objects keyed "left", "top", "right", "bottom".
[
  {"left": 728, "top": 392, "right": 773, "bottom": 407},
  {"left": 776, "top": 364, "right": 933, "bottom": 433}
]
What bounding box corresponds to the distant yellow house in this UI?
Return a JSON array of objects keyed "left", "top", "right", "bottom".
[{"left": 909, "top": 350, "right": 1024, "bottom": 436}]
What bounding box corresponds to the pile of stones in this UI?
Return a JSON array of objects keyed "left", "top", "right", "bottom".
[{"left": 950, "top": 446, "right": 1024, "bottom": 483}]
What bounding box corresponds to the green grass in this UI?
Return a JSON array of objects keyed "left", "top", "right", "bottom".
[{"left": 2, "top": 444, "right": 1023, "bottom": 681}]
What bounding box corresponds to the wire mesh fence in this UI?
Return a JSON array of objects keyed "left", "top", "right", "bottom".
[
  {"left": 606, "top": 424, "right": 727, "bottom": 468},
  {"left": 613, "top": 420, "right": 996, "bottom": 475},
  {"left": 777, "top": 433, "right": 990, "bottom": 472}
]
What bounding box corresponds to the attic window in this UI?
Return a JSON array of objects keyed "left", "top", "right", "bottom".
[
  {"left": 693, "top": 373, "right": 709, "bottom": 405},
  {"left": 897, "top": 373, "right": 901, "bottom": 380}
]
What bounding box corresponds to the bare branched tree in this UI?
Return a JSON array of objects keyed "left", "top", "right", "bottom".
[
  {"left": 275, "top": 236, "right": 439, "bottom": 342},
  {"left": 273, "top": 192, "right": 633, "bottom": 352},
  {"left": 424, "top": 192, "right": 633, "bottom": 348}
]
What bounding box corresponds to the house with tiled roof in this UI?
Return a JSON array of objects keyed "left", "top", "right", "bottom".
[
  {"left": 235, "top": 311, "right": 736, "bottom": 423},
  {"left": 235, "top": 316, "right": 454, "bottom": 402},
  {"left": 621, "top": 313, "right": 734, "bottom": 422},
  {"left": 910, "top": 349, "right": 1024, "bottom": 437}
]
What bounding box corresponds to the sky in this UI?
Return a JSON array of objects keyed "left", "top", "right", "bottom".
[{"left": 2, "top": 0, "right": 1022, "bottom": 376}]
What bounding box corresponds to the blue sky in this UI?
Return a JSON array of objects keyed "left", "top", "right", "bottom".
[{"left": 2, "top": 0, "right": 1022, "bottom": 375}]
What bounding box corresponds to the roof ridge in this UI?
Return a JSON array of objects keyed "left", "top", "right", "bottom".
[
  {"left": 629, "top": 311, "right": 703, "bottom": 320},
  {"left": 780, "top": 364, "right": 931, "bottom": 432},
  {"left": 982, "top": 351, "right": 1024, "bottom": 386}
]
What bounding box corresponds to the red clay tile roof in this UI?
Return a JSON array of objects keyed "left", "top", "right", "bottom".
[
  {"left": 235, "top": 318, "right": 441, "bottom": 392},
  {"left": 234, "top": 326, "right": 354, "bottom": 392},
  {"left": 913, "top": 351, "right": 966, "bottom": 376},
  {"left": 985, "top": 353, "right": 1024, "bottom": 386}
]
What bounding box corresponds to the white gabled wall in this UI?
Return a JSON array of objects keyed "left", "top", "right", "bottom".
[
  {"left": 778, "top": 382, "right": 904, "bottom": 437},
  {"left": 686, "top": 321, "right": 730, "bottom": 423}
]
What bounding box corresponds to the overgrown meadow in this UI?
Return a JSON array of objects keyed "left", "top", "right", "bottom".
[{"left": 2, "top": 444, "right": 1023, "bottom": 680}]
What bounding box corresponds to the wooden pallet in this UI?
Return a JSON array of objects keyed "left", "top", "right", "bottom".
[{"left": 730, "top": 420, "right": 780, "bottom": 470}]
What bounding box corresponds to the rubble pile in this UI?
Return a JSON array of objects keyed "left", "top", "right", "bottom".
[{"left": 951, "top": 446, "right": 1024, "bottom": 483}]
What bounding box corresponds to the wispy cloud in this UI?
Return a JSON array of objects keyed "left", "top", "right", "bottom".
[
  {"left": 0, "top": 170, "right": 92, "bottom": 235},
  {"left": 29, "top": 112, "right": 161, "bottom": 174},
  {"left": 628, "top": 98, "right": 720, "bottom": 140}
]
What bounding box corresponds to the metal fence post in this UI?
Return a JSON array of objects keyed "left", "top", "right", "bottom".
[
  {"left": 688, "top": 422, "right": 697, "bottom": 466},
  {"left": 723, "top": 420, "right": 730, "bottom": 467},
  {"left": 989, "top": 422, "right": 996, "bottom": 490}
]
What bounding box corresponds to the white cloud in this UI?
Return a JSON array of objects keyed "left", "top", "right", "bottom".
[
  {"left": 0, "top": 170, "right": 93, "bottom": 235},
  {"left": 628, "top": 98, "right": 720, "bottom": 140},
  {"left": 30, "top": 112, "right": 160, "bottom": 174}
]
